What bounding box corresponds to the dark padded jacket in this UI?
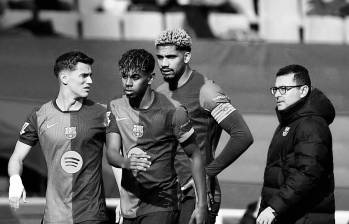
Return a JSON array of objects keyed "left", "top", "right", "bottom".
[{"left": 260, "top": 88, "right": 335, "bottom": 224}]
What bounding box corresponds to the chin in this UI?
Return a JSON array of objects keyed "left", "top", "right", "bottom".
[{"left": 163, "top": 76, "right": 175, "bottom": 82}]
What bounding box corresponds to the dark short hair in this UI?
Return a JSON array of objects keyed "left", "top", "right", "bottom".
[
  {"left": 118, "top": 49, "right": 155, "bottom": 76},
  {"left": 54, "top": 51, "right": 94, "bottom": 77},
  {"left": 276, "top": 64, "right": 311, "bottom": 87}
]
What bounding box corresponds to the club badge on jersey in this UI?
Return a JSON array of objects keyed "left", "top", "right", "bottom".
[
  {"left": 65, "top": 127, "right": 77, "bottom": 139},
  {"left": 132, "top": 124, "right": 144, "bottom": 138}
]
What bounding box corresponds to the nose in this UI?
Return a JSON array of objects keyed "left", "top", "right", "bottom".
[
  {"left": 273, "top": 89, "right": 281, "bottom": 98},
  {"left": 161, "top": 58, "right": 169, "bottom": 67},
  {"left": 86, "top": 75, "right": 92, "bottom": 84},
  {"left": 125, "top": 77, "right": 133, "bottom": 86}
]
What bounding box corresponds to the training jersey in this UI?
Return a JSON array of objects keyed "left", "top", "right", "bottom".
[
  {"left": 106, "top": 91, "right": 195, "bottom": 217},
  {"left": 157, "top": 71, "right": 235, "bottom": 186},
  {"left": 18, "top": 99, "right": 108, "bottom": 224}
]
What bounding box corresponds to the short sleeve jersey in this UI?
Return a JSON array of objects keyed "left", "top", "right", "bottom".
[
  {"left": 156, "top": 71, "right": 235, "bottom": 186},
  {"left": 106, "top": 91, "right": 194, "bottom": 217},
  {"left": 18, "top": 99, "right": 108, "bottom": 224}
]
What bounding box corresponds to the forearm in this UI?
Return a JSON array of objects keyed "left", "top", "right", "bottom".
[
  {"left": 8, "top": 141, "right": 32, "bottom": 177},
  {"left": 206, "top": 111, "right": 253, "bottom": 177},
  {"left": 106, "top": 149, "right": 129, "bottom": 169},
  {"left": 190, "top": 146, "right": 206, "bottom": 207},
  {"left": 8, "top": 156, "right": 23, "bottom": 177}
]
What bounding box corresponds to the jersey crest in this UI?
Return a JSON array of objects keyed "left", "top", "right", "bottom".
[
  {"left": 65, "top": 127, "right": 77, "bottom": 139},
  {"left": 132, "top": 124, "right": 144, "bottom": 137}
]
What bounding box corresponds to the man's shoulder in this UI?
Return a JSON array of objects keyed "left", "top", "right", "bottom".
[
  {"left": 108, "top": 96, "right": 127, "bottom": 108},
  {"left": 155, "top": 91, "right": 182, "bottom": 109},
  {"left": 199, "top": 79, "right": 230, "bottom": 111},
  {"left": 156, "top": 82, "right": 169, "bottom": 94},
  {"left": 34, "top": 100, "right": 55, "bottom": 115},
  {"left": 83, "top": 99, "right": 107, "bottom": 114}
]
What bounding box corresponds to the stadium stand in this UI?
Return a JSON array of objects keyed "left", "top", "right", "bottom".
[
  {"left": 259, "top": 0, "right": 301, "bottom": 43},
  {"left": 123, "top": 11, "right": 164, "bottom": 40},
  {"left": 304, "top": 15, "right": 345, "bottom": 44},
  {"left": 38, "top": 10, "right": 80, "bottom": 38},
  {"left": 81, "top": 13, "right": 123, "bottom": 40}
]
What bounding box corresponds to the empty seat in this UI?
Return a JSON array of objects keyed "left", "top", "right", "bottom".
[
  {"left": 259, "top": 0, "right": 301, "bottom": 43},
  {"left": 0, "top": 9, "right": 32, "bottom": 28},
  {"left": 208, "top": 13, "right": 249, "bottom": 39},
  {"left": 39, "top": 11, "right": 80, "bottom": 38},
  {"left": 304, "top": 16, "right": 344, "bottom": 44},
  {"left": 259, "top": 17, "right": 301, "bottom": 43},
  {"left": 164, "top": 11, "right": 186, "bottom": 30},
  {"left": 81, "top": 13, "right": 122, "bottom": 40},
  {"left": 123, "top": 11, "right": 164, "bottom": 40},
  {"left": 77, "top": 0, "right": 100, "bottom": 13}
]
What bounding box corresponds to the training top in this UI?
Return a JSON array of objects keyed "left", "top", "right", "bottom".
[
  {"left": 18, "top": 99, "right": 108, "bottom": 224},
  {"left": 106, "top": 91, "right": 195, "bottom": 218}
]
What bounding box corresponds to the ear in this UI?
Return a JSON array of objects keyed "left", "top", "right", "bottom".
[
  {"left": 148, "top": 73, "right": 155, "bottom": 85},
  {"left": 184, "top": 52, "right": 191, "bottom": 64},
  {"left": 59, "top": 71, "right": 69, "bottom": 85},
  {"left": 300, "top": 85, "right": 309, "bottom": 98}
]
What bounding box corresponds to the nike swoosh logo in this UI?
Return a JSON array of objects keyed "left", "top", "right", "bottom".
[
  {"left": 46, "top": 123, "right": 57, "bottom": 129},
  {"left": 116, "top": 117, "right": 128, "bottom": 121}
]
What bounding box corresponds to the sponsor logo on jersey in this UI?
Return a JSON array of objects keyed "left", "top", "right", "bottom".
[
  {"left": 115, "top": 116, "right": 128, "bottom": 121},
  {"left": 283, "top": 127, "right": 290, "bottom": 136},
  {"left": 213, "top": 95, "right": 230, "bottom": 103},
  {"left": 64, "top": 127, "right": 77, "bottom": 139},
  {"left": 20, "top": 122, "right": 29, "bottom": 135},
  {"left": 46, "top": 122, "right": 57, "bottom": 129},
  {"left": 60, "top": 151, "right": 83, "bottom": 174},
  {"left": 132, "top": 124, "right": 144, "bottom": 137}
]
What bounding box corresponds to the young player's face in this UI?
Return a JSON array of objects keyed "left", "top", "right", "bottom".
[
  {"left": 121, "top": 69, "right": 151, "bottom": 99},
  {"left": 64, "top": 62, "right": 93, "bottom": 98},
  {"left": 156, "top": 45, "right": 187, "bottom": 82},
  {"left": 273, "top": 73, "right": 304, "bottom": 111}
]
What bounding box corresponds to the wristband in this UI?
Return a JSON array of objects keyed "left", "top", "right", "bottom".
[{"left": 9, "top": 174, "right": 24, "bottom": 198}]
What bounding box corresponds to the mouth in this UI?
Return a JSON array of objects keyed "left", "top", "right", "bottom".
[
  {"left": 160, "top": 69, "right": 172, "bottom": 74},
  {"left": 83, "top": 87, "right": 90, "bottom": 91},
  {"left": 124, "top": 89, "right": 133, "bottom": 94}
]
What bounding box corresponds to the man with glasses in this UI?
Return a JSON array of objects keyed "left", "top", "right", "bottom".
[{"left": 257, "top": 64, "right": 335, "bottom": 224}]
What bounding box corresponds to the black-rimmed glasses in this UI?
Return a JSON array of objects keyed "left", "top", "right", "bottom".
[{"left": 270, "top": 85, "right": 304, "bottom": 95}]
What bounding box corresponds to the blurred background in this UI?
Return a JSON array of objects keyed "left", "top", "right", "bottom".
[{"left": 1, "top": 0, "right": 349, "bottom": 223}]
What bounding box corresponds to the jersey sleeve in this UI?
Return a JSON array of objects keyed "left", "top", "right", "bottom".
[
  {"left": 106, "top": 102, "right": 120, "bottom": 134},
  {"left": 172, "top": 106, "right": 195, "bottom": 143},
  {"left": 18, "top": 108, "right": 39, "bottom": 146},
  {"left": 199, "top": 80, "right": 236, "bottom": 123}
]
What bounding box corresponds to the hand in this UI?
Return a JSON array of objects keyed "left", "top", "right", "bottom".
[
  {"left": 189, "top": 204, "right": 207, "bottom": 224},
  {"left": 127, "top": 147, "right": 151, "bottom": 176},
  {"left": 8, "top": 175, "right": 27, "bottom": 210},
  {"left": 256, "top": 206, "right": 276, "bottom": 224}
]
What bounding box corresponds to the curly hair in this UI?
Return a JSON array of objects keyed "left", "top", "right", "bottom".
[
  {"left": 155, "top": 29, "right": 192, "bottom": 52},
  {"left": 118, "top": 49, "right": 155, "bottom": 76},
  {"left": 54, "top": 51, "right": 93, "bottom": 77}
]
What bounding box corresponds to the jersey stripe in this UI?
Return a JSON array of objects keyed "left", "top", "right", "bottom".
[
  {"left": 178, "top": 128, "right": 195, "bottom": 143},
  {"left": 211, "top": 103, "right": 236, "bottom": 123}
]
